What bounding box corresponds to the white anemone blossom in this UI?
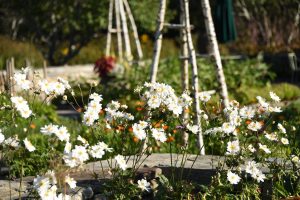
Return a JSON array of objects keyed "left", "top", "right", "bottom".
[
  {"left": 226, "top": 140, "right": 240, "bottom": 155},
  {"left": 137, "top": 179, "right": 151, "bottom": 192},
  {"left": 115, "top": 154, "right": 127, "bottom": 170},
  {"left": 89, "top": 141, "right": 113, "bottom": 159},
  {"left": 10, "top": 96, "right": 32, "bottom": 119},
  {"left": 227, "top": 171, "right": 241, "bottom": 185},
  {"left": 151, "top": 128, "right": 167, "bottom": 143},
  {"left": 13, "top": 71, "right": 32, "bottom": 90},
  {"left": 245, "top": 161, "right": 266, "bottom": 183},
  {"left": 24, "top": 138, "right": 36, "bottom": 152},
  {"left": 247, "top": 121, "right": 262, "bottom": 132}
]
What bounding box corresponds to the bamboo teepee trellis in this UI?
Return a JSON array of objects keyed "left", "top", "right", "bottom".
[
  {"left": 149, "top": 0, "right": 231, "bottom": 155},
  {"left": 105, "top": 0, "right": 143, "bottom": 62}
]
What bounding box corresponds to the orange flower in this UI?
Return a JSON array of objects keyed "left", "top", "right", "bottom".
[
  {"left": 184, "top": 108, "right": 190, "bottom": 113},
  {"left": 30, "top": 123, "right": 36, "bottom": 129},
  {"left": 116, "top": 125, "right": 125, "bottom": 131},
  {"left": 76, "top": 107, "right": 83, "bottom": 113},
  {"left": 141, "top": 34, "right": 149, "bottom": 43},
  {"left": 166, "top": 136, "right": 175, "bottom": 143},
  {"left": 259, "top": 121, "right": 265, "bottom": 126},
  {"left": 133, "top": 137, "right": 139, "bottom": 143},
  {"left": 163, "top": 125, "right": 169, "bottom": 130},
  {"left": 135, "top": 101, "right": 144, "bottom": 106},
  {"left": 136, "top": 107, "right": 143, "bottom": 111},
  {"left": 172, "top": 129, "right": 177, "bottom": 134},
  {"left": 246, "top": 120, "right": 252, "bottom": 125},
  {"left": 128, "top": 127, "right": 133, "bottom": 132}
]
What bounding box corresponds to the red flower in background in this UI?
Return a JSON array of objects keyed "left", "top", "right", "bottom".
[{"left": 94, "top": 56, "right": 116, "bottom": 78}]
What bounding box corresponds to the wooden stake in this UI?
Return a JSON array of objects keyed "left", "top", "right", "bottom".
[
  {"left": 183, "top": 0, "right": 205, "bottom": 155},
  {"left": 150, "top": 0, "right": 167, "bottom": 83},
  {"left": 123, "top": 0, "right": 143, "bottom": 60},
  {"left": 43, "top": 60, "right": 48, "bottom": 79},
  {"left": 180, "top": 0, "right": 190, "bottom": 147},
  {"left": 115, "top": 0, "right": 123, "bottom": 60},
  {"left": 201, "top": 0, "right": 229, "bottom": 108},
  {"left": 106, "top": 0, "right": 114, "bottom": 56},
  {"left": 119, "top": 0, "right": 132, "bottom": 61}
]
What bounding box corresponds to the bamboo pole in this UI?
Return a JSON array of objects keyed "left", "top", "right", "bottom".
[
  {"left": 119, "top": 0, "right": 132, "bottom": 61},
  {"left": 106, "top": 0, "right": 114, "bottom": 56},
  {"left": 123, "top": 0, "right": 143, "bottom": 60},
  {"left": 149, "top": 0, "right": 167, "bottom": 83},
  {"left": 183, "top": 0, "right": 205, "bottom": 155},
  {"left": 10, "top": 58, "right": 15, "bottom": 95},
  {"left": 115, "top": 0, "right": 123, "bottom": 61},
  {"left": 43, "top": 60, "right": 48, "bottom": 79},
  {"left": 180, "top": 0, "right": 190, "bottom": 146},
  {"left": 201, "top": 0, "right": 229, "bottom": 109}
]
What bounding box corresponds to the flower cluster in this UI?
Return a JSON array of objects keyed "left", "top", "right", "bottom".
[
  {"left": 11, "top": 96, "right": 32, "bottom": 118},
  {"left": 13, "top": 69, "right": 31, "bottom": 90},
  {"left": 83, "top": 93, "right": 103, "bottom": 126},
  {"left": 138, "top": 82, "right": 192, "bottom": 116},
  {"left": 38, "top": 77, "right": 71, "bottom": 96},
  {"left": 33, "top": 171, "right": 76, "bottom": 200},
  {"left": 41, "top": 124, "right": 70, "bottom": 142},
  {"left": 105, "top": 101, "right": 134, "bottom": 123}
]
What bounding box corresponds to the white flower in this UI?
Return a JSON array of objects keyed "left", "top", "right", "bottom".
[
  {"left": 115, "top": 154, "right": 127, "bottom": 170},
  {"left": 265, "top": 132, "right": 278, "bottom": 141},
  {"left": 277, "top": 123, "right": 286, "bottom": 134},
  {"left": 239, "top": 106, "right": 255, "bottom": 119},
  {"left": 0, "top": 130, "right": 5, "bottom": 144},
  {"left": 248, "top": 144, "right": 256, "bottom": 153},
  {"left": 137, "top": 179, "right": 151, "bottom": 192},
  {"left": 291, "top": 155, "right": 299, "bottom": 163},
  {"left": 151, "top": 128, "right": 167, "bottom": 143},
  {"left": 245, "top": 161, "right": 266, "bottom": 183},
  {"left": 226, "top": 140, "right": 240, "bottom": 155},
  {"left": 281, "top": 137, "right": 289, "bottom": 145},
  {"left": 72, "top": 145, "right": 89, "bottom": 163},
  {"left": 256, "top": 96, "right": 269, "bottom": 108},
  {"left": 52, "top": 82, "right": 66, "bottom": 95},
  {"left": 247, "top": 121, "right": 262, "bottom": 132},
  {"left": 64, "top": 142, "right": 72, "bottom": 154},
  {"left": 24, "top": 138, "right": 36, "bottom": 152},
  {"left": 89, "top": 142, "right": 112, "bottom": 159},
  {"left": 222, "top": 122, "right": 235, "bottom": 134},
  {"left": 54, "top": 126, "right": 70, "bottom": 142},
  {"left": 270, "top": 91, "right": 280, "bottom": 102},
  {"left": 178, "top": 93, "right": 192, "bottom": 107},
  {"left": 268, "top": 106, "right": 282, "bottom": 113},
  {"left": 41, "top": 124, "right": 58, "bottom": 135},
  {"left": 259, "top": 143, "right": 271, "bottom": 154},
  {"left": 65, "top": 175, "right": 76, "bottom": 189},
  {"left": 45, "top": 170, "right": 57, "bottom": 185},
  {"left": 14, "top": 72, "right": 32, "bottom": 90},
  {"left": 199, "top": 92, "right": 211, "bottom": 102},
  {"left": 19, "top": 106, "right": 32, "bottom": 118},
  {"left": 227, "top": 171, "right": 241, "bottom": 185},
  {"left": 187, "top": 124, "right": 200, "bottom": 134},
  {"left": 57, "top": 194, "right": 71, "bottom": 200},
  {"left": 10, "top": 96, "right": 32, "bottom": 119},
  {"left": 33, "top": 175, "right": 50, "bottom": 194},
  {"left": 132, "top": 123, "right": 147, "bottom": 140},
  {"left": 57, "top": 77, "right": 71, "bottom": 90},
  {"left": 5, "top": 136, "right": 19, "bottom": 148},
  {"left": 77, "top": 135, "right": 88, "bottom": 146}
]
